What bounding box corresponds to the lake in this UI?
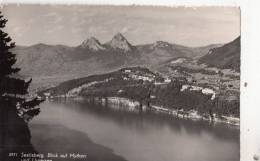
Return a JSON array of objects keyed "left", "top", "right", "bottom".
[{"left": 30, "top": 98, "right": 239, "bottom": 161}]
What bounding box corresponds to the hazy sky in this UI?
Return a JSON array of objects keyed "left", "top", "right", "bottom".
[{"left": 2, "top": 5, "right": 240, "bottom": 47}]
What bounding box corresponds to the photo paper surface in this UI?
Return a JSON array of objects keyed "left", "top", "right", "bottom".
[{"left": 0, "top": 4, "right": 242, "bottom": 161}]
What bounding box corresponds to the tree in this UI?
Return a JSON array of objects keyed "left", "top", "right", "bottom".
[{"left": 0, "top": 11, "right": 43, "bottom": 160}]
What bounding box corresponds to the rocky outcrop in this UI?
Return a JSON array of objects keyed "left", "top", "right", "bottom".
[
  {"left": 106, "top": 33, "right": 133, "bottom": 52},
  {"left": 79, "top": 37, "right": 106, "bottom": 51}
]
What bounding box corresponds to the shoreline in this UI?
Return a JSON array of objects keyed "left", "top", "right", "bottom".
[
  {"left": 50, "top": 95, "right": 239, "bottom": 127},
  {"left": 104, "top": 97, "right": 240, "bottom": 127}
]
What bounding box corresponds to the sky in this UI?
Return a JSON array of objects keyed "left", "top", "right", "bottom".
[{"left": 2, "top": 5, "right": 240, "bottom": 47}]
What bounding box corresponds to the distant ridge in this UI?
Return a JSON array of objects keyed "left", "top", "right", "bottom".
[{"left": 12, "top": 33, "right": 226, "bottom": 80}]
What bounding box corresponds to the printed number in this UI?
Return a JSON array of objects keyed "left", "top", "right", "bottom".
[{"left": 9, "top": 153, "right": 18, "bottom": 157}]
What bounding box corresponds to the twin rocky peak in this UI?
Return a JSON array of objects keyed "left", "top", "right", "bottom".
[{"left": 79, "top": 33, "right": 133, "bottom": 52}]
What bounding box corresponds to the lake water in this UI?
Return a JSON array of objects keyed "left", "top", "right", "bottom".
[{"left": 30, "top": 98, "right": 239, "bottom": 161}]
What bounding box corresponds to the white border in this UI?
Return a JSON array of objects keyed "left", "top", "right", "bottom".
[
  {"left": 1, "top": 1, "right": 260, "bottom": 161},
  {"left": 240, "top": 0, "right": 260, "bottom": 161},
  {"left": 1, "top": 0, "right": 240, "bottom": 6}
]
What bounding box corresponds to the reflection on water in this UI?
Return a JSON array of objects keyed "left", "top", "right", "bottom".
[{"left": 31, "top": 98, "right": 239, "bottom": 161}]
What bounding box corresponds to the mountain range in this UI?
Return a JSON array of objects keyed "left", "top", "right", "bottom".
[
  {"left": 12, "top": 33, "right": 239, "bottom": 88},
  {"left": 13, "top": 33, "right": 220, "bottom": 76}
]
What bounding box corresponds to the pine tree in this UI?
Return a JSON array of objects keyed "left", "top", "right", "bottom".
[{"left": 0, "top": 11, "right": 43, "bottom": 160}]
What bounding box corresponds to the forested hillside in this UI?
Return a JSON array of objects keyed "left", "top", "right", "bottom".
[
  {"left": 199, "top": 36, "right": 240, "bottom": 72},
  {"left": 40, "top": 67, "right": 239, "bottom": 120}
]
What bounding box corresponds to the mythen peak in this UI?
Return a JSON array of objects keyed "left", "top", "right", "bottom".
[
  {"left": 80, "top": 37, "right": 106, "bottom": 51},
  {"left": 108, "top": 33, "right": 133, "bottom": 52}
]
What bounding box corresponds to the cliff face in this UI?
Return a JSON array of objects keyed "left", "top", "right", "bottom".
[{"left": 0, "top": 103, "right": 36, "bottom": 161}]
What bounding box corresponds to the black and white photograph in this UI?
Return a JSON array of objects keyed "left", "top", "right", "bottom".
[{"left": 0, "top": 4, "right": 241, "bottom": 161}]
